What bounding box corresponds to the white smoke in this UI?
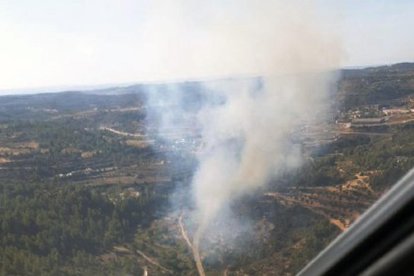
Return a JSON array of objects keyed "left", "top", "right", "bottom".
[
  {"left": 143, "top": 1, "right": 342, "bottom": 271},
  {"left": 192, "top": 74, "right": 335, "bottom": 225},
  {"left": 139, "top": 0, "right": 341, "bottom": 81}
]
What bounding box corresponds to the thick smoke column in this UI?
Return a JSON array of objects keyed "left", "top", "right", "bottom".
[
  {"left": 144, "top": 1, "right": 342, "bottom": 274},
  {"left": 193, "top": 75, "right": 333, "bottom": 224},
  {"left": 189, "top": 74, "right": 336, "bottom": 275}
]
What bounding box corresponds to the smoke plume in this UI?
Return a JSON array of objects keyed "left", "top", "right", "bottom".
[{"left": 144, "top": 1, "right": 342, "bottom": 273}]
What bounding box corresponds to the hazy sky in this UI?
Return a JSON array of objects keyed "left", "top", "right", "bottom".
[{"left": 0, "top": 0, "right": 413, "bottom": 92}]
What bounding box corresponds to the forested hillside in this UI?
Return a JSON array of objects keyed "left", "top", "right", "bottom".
[{"left": 1, "top": 64, "right": 414, "bottom": 275}]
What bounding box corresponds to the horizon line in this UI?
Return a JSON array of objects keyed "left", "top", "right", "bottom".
[{"left": 1, "top": 61, "right": 412, "bottom": 96}]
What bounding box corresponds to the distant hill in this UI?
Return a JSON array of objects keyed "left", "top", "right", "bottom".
[
  {"left": 0, "top": 78, "right": 256, "bottom": 120},
  {"left": 338, "top": 62, "right": 414, "bottom": 109},
  {"left": 1, "top": 62, "right": 414, "bottom": 117}
]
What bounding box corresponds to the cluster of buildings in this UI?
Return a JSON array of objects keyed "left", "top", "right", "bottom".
[{"left": 336, "top": 103, "right": 413, "bottom": 128}]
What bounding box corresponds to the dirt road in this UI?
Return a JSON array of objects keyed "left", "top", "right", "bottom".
[{"left": 178, "top": 214, "right": 206, "bottom": 276}]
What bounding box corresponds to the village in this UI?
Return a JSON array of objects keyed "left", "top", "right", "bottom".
[{"left": 336, "top": 96, "right": 414, "bottom": 129}]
